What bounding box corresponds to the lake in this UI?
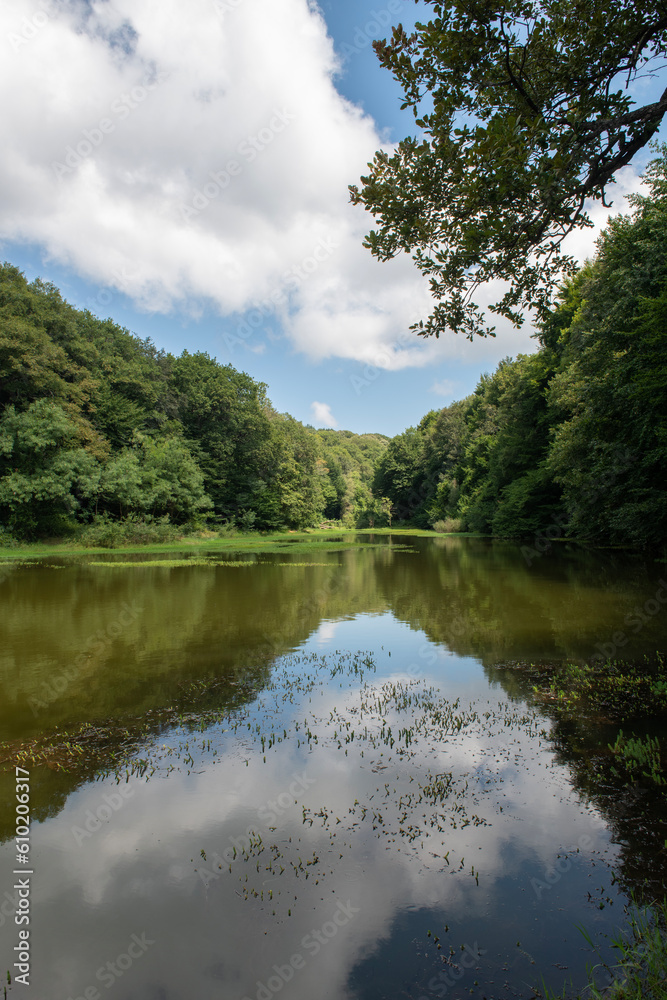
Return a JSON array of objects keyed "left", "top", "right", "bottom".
[{"left": 1, "top": 535, "right": 666, "bottom": 1000}]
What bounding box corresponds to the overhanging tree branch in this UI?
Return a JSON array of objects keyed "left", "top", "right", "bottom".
[{"left": 350, "top": 0, "right": 667, "bottom": 339}]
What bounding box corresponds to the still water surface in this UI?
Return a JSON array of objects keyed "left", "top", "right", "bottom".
[{"left": 1, "top": 535, "right": 666, "bottom": 999}]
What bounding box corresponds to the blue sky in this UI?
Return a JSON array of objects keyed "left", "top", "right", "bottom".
[{"left": 0, "top": 0, "right": 655, "bottom": 436}]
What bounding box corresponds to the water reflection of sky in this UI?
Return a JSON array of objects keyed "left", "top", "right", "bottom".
[
  {"left": 308, "top": 611, "right": 490, "bottom": 698},
  {"left": 3, "top": 611, "right": 630, "bottom": 1000}
]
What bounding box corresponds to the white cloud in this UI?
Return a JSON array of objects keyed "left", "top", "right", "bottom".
[
  {"left": 310, "top": 400, "right": 338, "bottom": 428},
  {"left": 562, "top": 165, "right": 648, "bottom": 265},
  {"left": 0, "top": 0, "right": 651, "bottom": 374},
  {"left": 0, "top": 0, "right": 444, "bottom": 368},
  {"left": 430, "top": 378, "right": 457, "bottom": 398}
]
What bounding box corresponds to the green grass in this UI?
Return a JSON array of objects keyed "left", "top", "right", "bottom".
[{"left": 0, "top": 526, "right": 474, "bottom": 561}]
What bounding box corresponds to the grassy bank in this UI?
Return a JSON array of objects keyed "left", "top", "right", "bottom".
[{"left": 0, "top": 526, "right": 480, "bottom": 561}]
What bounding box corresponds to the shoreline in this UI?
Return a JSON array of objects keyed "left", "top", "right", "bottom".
[{"left": 0, "top": 527, "right": 480, "bottom": 561}]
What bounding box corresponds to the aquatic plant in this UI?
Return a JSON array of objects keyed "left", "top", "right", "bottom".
[
  {"left": 541, "top": 896, "right": 667, "bottom": 999},
  {"left": 609, "top": 732, "right": 666, "bottom": 788}
]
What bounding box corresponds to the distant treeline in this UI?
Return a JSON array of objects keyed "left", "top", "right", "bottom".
[
  {"left": 373, "top": 152, "right": 667, "bottom": 549},
  {"left": 2, "top": 154, "right": 666, "bottom": 547},
  {"left": 0, "top": 263, "right": 387, "bottom": 540}
]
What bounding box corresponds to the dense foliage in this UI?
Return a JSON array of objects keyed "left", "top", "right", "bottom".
[
  {"left": 0, "top": 265, "right": 386, "bottom": 539},
  {"left": 3, "top": 152, "right": 666, "bottom": 548},
  {"left": 372, "top": 151, "right": 667, "bottom": 548},
  {"left": 350, "top": 0, "right": 667, "bottom": 339}
]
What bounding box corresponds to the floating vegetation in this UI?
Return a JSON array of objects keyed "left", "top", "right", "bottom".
[
  {"left": 1, "top": 648, "right": 545, "bottom": 921},
  {"left": 494, "top": 657, "right": 667, "bottom": 795},
  {"left": 609, "top": 732, "right": 666, "bottom": 788},
  {"left": 493, "top": 654, "right": 667, "bottom": 908},
  {"left": 0, "top": 531, "right": 418, "bottom": 563},
  {"left": 89, "top": 559, "right": 260, "bottom": 568},
  {"left": 0, "top": 721, "right": 142, "bottom": 774},
  {"left": 54, "top": 558, "right": 345, "bottom": 569},
  {"left": 4, "top": 640, "right": 662, "bottom": 999},
  {"left": 100, "top": 650, "right": 543, "bottom": 923},
  {"left": 498, "top": 654, "right": 667, "bottom": 724}
]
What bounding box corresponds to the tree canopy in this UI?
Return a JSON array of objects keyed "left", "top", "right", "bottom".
[
  {"left": 2, "top": 149, "right": 666, "bottom": 547},
  {"left": 350, "top": 0, "right": 667, "bottom": 339},
  {"left": 370, "top": 150, "right": 667, "bottom": 548},
  {"left": 0, "top": 263, "right": 388, "bottom": 540}
]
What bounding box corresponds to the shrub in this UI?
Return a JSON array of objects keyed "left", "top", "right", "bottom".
[
  {"left": 78, "top": 514, "right": 182, "bottom": 548},
  {"left": 239, "top": 510, "right": 256, "bottom": 531},
  {"left": 432, "top": 518, "right": 463, "bottom": 533},
  {"left": 217, "top": 518, "right": 238, "bottom": 538},
  {"left": 0, "top": 526, "right": 20, "bottom": 549}
]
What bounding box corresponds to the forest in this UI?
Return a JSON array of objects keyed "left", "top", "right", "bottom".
[
  {"left": 0, "top": 263, "right": 387, "bottom": 541},
  {"left": 1, "top": 151, "right": 666, "bottom": 549},
  {"left": 374, "top": 152, "right": 667, "bottom": 550}
]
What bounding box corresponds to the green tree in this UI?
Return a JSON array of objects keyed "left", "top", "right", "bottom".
[
  {"left": 0, "top": 264, "right": 93, "bottom": 411},
  {"left": 317, "top": 453, "right": 345, "bottom": 519},
  {"left": 248, "top": 415, "right": 326, "bottom": 530},
  {"left": 546, "top": 153, "right": 667, "bottom": 545},
  {"left": 97, "top": 436, "right": 211, "bottom": 522},
  {"left": 170, "top": 351, "right": 274, "bottom": 519},
  {"left": 140, "top": 435, "right": 212, "bottom": 521},
  {"left": 350, "top": 0, "right": 667, "bottom": 339},
  {"left": 418, "top": 401, "right": 469, "bottom": 524},
  {"left": 1, "top": 264, "right": 385, "bottom": 539},
  {"left": 0, "top": 400, "right": 101, "bottom": 538},
  {"left": 372, "top": 426, "right": 426, "bottom": 522},
  {"left": 97, "top": 450, "right": 144, "bottom": 517},
  {"left": 348, "top": 477, "right": 375, "bottom": 527},
  {"left": 314, "top": 429, "right": 389, "bottom": 521},
  {"left": 449, "top": 354, "right": 562, "bottom": 534}
]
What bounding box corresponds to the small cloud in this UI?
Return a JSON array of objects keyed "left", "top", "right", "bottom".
[
  {"left": 248, "top": 342, "right": 266, "bottom": 354},
  {"left": 430, "top": 378, "right": 457, "bottom": 398},
  {"left": 311, "top": 401, "right": 338, "bottom": 428},
  {"left": 316, "top": 621, "right": 338, "bottom": 644}
]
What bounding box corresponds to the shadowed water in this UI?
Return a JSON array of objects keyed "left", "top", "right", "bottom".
[{"left": 1, "top": 535, "right": 666, "bottom": 1000}]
